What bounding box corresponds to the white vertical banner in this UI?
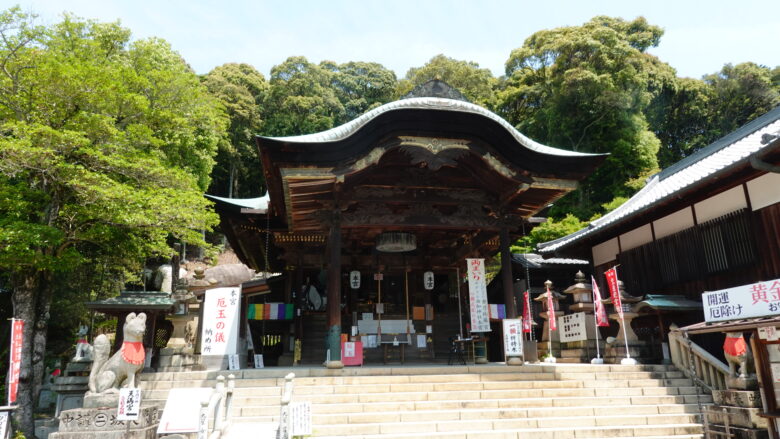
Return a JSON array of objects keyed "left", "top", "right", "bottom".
[
  {"left": 502, "top": 319, "right": 523, "bottom": 356},
  {"left": 466, "top": 258, "right": 491, "bottom": 332},
  {"left": 201, "top": 287, "right": 241, "bottom": 356}
]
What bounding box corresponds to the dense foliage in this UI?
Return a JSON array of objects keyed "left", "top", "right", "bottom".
[{"left": 0, "top": 8, "right": 224, "bottom": 435}]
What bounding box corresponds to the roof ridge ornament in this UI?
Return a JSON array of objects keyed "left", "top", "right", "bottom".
[{"left": 401, "top": 79, "right": 470, "bottom": 102}]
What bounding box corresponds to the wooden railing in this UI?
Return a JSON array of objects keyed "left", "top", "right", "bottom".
[{"left": 669, "top": 329, "right": 729, "bottom": 392}]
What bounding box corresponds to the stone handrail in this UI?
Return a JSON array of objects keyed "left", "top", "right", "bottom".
[
  {"left": 277, "top": 373, "right": 296, "bottom": 439},
  {"left": 669, "top": 329, "right": 729, "bottom": 391},
  {"left": 201, "top": 374, "right": 235, "bottom": 439}
]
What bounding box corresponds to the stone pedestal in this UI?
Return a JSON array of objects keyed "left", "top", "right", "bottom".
[
  {"left": 158, "top": 346, "right": 199, "bottom": 372},
  {"left": 49, "top": 405, "right": 161, "bottom": 439},
  {"left": 609, "top": 311, "right": 640, "bottom": 343},
  {"left": 604, "top": 341, "right": 651, "bottom": 364},
  {"left": 52, "top": 361, "right": 92, "bottom": 417},
  {"left": 539, "top": 311, "right": 563, "bottom": 342},
  {"left": 706, "top": 389, "right": 768, "bottom": 439}
]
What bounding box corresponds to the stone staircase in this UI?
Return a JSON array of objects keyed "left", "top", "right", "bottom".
[{"left": 140, "top": 363, "right": 708, "bottom": 438}]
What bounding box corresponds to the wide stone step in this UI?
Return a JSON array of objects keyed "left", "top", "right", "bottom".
[
  {"left": 310, "top": 420, "right": 704, "bottom": 437},
  {"left": 233, "top": 401, "right": 698, "bottom": 424}
]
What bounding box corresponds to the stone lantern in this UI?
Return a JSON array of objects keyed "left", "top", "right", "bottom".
[
  {"left": 560, "top": 271, "right": 604, "bottom": 363},
  {"left": 534, "top": 280, "right": 565, "bottom": 343},
  {"left": 601, "top": 280, "right": 642, "bottom": 343}
]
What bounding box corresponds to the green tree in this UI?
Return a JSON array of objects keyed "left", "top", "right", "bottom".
[
  {"left": 512, "top": 214, "right": 588, "bottom": 253},
  {"left": 0, "top": 9, "right": 224, "bottom": 435},
  {"left": 398, "top": 54, "right": 497, "bottom": 107},
  {"left": 261, "top": 56, "right": 344, "bottom": 136},
  {"left": 498, "top": 16, "right": 666, "bottom": 219},
  {"left": 321, "top": 60, "right": 397, "bottom": 124},
  {"left": 704, "top": 62, "right": 780, "bottom": 140},
  {"left": 203, "top": 63, "right": 268, "bottom": 197},
  {"left": 646, "top": 76, "right": 712, "bottom": 167}
]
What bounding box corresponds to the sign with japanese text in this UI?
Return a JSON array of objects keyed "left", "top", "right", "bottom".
[
  {"left": 0, "top": 412, "right": 8, "bottom": 439},
  {"left": 522, "top": 291, "right": 532, "bottom": 333},
  {"left": 604, "top": 268, "right": 623, "bottom": 318},
  {"left": 228, "top": 354, "right": 240, "bottom": 370},
  {"left": 423, "top": 271, "right": 435, "bottom": 290},
  {"left": 254, "top": 354, "right": 264, "bottom": 368},
  {"left": 290, "top": 401, "right": 312, "bottom": 436},
  {"left": 8, "top": 318, "right": 23, "bottom": 404},
  {"left": 350, "top": 271, "right": 361, "bottom": 289},
  {"left": 117, "top": 388, "right": 141, "bottom": 420},
  {"left": 466, "top": 258, "right": 491, "bottom": 333},
  {"left": 558, "top": 312, "right": 588, "bottom": 343},
  {"left": 502, "top": 319, "right": 523, "bottom": 356},
  {"left": 201, "top": 287, "right": 241, "bottom": 356},
  {"left": 703, "top": 278, "right": 780, "bottom": 322}
]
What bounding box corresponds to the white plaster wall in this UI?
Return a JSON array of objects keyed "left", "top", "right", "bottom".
[
  {"left": 694, "top": 186, "right": 747, "bottom": 223},
  {"left": 747, "top": 172, "right": 780, "bottom": 211},
  {"left": 592, "top": 238, "right": 620, "bottom": 266},
  {"left": 653, "top": 207, "right": 695, "bottom": 239},
  {"left": 619, "top": 224, "right": 653, "bottom": 251}
]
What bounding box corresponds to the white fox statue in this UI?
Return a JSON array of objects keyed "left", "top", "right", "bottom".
[{"left": 88, "top": 312, "right": 147, "bottom": 394}]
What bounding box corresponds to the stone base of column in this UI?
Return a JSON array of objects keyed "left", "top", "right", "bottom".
[
  {"left": 506, "top": 356, "right": 523, "bottom": 365},
  {"left": 325, "top": 360, "right": 344, "bottom": 369}
]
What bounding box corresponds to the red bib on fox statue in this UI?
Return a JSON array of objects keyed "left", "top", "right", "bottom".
[
  {"left": 724, "top": 333, "right": 747, "bottom": 357},
  {"left": 122, "top": 341, "right": 145, "bottom": 365}
]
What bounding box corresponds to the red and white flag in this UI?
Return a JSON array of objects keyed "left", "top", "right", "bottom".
[
  {"left": 522, "top": 290, "right": 532, "bottom": 333},
  {"left": 591, "top": 276, "right": 610, "bottom": 327},
  {"left": 8, "top": 318, "right": 24, "bottom": 405},
  {"left": 546, "top": 285, "right": 557, "bottom": 331},
  {"left": 604, "top": 268, "right": 623, "bottom": 318}
]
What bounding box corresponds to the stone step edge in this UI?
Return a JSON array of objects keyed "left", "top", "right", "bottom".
[
  {"left": 145, "top": 393, "right": 711, "bottom": 407},
  {"left": 231, "top": 401, "right": 707, "bottom": 415},
  {"left": 237, "top": 411, "right": 701, "bottom": 423},
  {"left": 312, "top": 423, "right": 703, "bottom": 439},
  {"left": 139, "top": 365, "right": 678, "bottom": 381}
]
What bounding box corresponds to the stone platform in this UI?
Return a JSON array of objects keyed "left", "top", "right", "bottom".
[{"left": 49, "top": 405, "right": 161, "bottom": 439}]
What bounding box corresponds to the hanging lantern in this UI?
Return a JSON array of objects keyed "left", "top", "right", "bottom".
[
  {"left": 375, "top": 232, "right": 416, "bottom": 252},
  {"left": 349, "top": 271, "right": 361, "bottom": 289},
  {"left": 423, "top": 271, "right": 435, "bottom": 290}
]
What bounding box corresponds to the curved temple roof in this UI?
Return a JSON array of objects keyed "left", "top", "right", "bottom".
[{"left": 264, "top": 96, "right": 600, "bottom": 159}]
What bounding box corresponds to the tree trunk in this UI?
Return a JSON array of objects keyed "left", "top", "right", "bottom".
[{"left": 11, "top": 269, "right": 49, "bottom": 439}]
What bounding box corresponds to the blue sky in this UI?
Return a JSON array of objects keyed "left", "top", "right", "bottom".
[{"left": 10, "top": 0, "right": 780, "bottom": 79}]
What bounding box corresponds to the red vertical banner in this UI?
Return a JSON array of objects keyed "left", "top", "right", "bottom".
[
  {"left": 8, "top": 318, "right": 24, "bottom": 405},
  {"left": 522, "top": 291, "right": 532, "bottom": 333},
  {"left": 604, "top": 268, "right": 623, "bottom": 318},
  {"left": 546, "top": 285, "right": 557, "bottom": 331},
  {"left": 591, "top": 276, "right": 610, "bottom": 327}
]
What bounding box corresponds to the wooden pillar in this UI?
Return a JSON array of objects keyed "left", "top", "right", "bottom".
[
  {"left": 325, "top": 213, "right": 343, "bottom": 368},
  {"left": 500, "top": 225, "right": 523, "bottom": 365},
  {"left": 500, "top": 225, "right": 518, "bottom": 318}
]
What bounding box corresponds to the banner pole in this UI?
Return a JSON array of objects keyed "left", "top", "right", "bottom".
[
  {"left": 456, "top": 266, "right": 463, "bottom": 339},
  {"left": 592, "top": 306, "right": 602, "bottom": 363}
]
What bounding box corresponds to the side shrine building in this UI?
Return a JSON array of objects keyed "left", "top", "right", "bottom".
[{"left": 208, "top": 81, "right": 605, "bottom": 368}]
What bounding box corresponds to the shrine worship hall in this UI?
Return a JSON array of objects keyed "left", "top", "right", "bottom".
[{"left": 207, "top": 81, "right": 605, "bottom": 368}]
